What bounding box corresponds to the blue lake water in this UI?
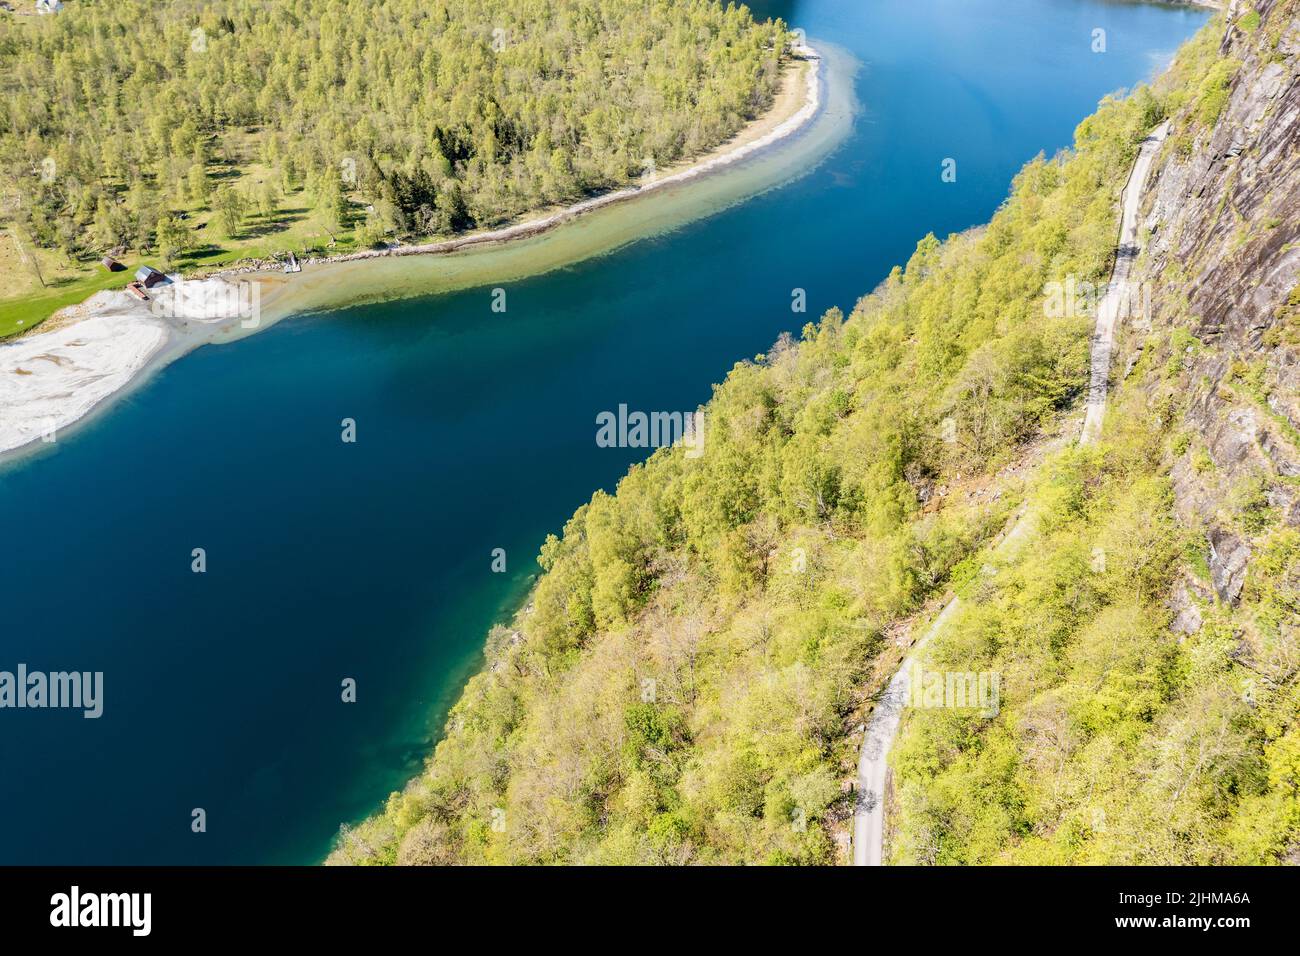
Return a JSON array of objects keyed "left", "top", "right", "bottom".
[{"left": 0, "top": 0, "right": 1209, "bottom": 863}]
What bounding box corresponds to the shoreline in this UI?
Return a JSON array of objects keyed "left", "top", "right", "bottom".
[
  {"left": 210, "top": 45, "right": 821, "bottom": 279},
  {"left": 0, "top": 44, "right": 824, "bottom": 462}
]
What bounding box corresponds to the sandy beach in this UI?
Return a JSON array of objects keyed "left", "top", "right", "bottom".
[
  {"left": 0, "top": 45, "right": 823, "bottom": 461},
  {"left": 0, "top": 277, "right": 268, "bottom": 455},
  {"left": 0, "top": 294, "right": 167, "bottom": 452}
]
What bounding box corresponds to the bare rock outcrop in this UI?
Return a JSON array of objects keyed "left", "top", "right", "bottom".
[{"left": 1134, "top": 1, "right": 1300, "bottom": 608}]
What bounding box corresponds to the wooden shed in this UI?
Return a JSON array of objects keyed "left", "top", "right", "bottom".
[{"left": 135, "top": 265, "right": 168, "bottom": 288}]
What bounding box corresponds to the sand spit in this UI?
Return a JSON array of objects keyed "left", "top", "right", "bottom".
[
  {"left": 0, "top": 45, "right": 823, "bottom": 460},
  {"left": 215, "top": 46, "right": 822, "bottom": 277}
]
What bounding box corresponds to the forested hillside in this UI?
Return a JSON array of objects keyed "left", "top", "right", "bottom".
[
  {"left": 891, "top": 1, "right": 1300, "bottom": 865},
  {"left": 0, "top": 0, "right": 786, "bottom": 327},
  {"left": 327, "top": 6, "right": 1298, "bottom": 867},
  {"left": 326, "top": 21, "right": 1223, "bottom": 864}
]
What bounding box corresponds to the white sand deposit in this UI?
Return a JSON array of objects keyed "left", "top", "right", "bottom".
[
  {"left": 0, "top": 276, "right": 260, "bottom": 455},
  {"left": 0, "top": 291, "right": 167, "bottom": 453}
]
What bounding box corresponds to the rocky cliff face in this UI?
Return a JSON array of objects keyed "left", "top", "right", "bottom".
[{"left": 1134, "top": 0, "right": 1300, "bottom": 614}]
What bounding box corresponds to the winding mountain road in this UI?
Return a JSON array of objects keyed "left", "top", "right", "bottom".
[{"left": 851, "top": 121, "right": 1169, "bottom": 866}]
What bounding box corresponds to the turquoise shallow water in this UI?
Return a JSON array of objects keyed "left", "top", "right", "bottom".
[{"left": 0, "top": 0, "right": 1208, "bottom": 863}]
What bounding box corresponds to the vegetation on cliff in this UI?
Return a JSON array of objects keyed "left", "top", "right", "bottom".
[
  {"left": 330, "top": 8, "right": 1298, "bottom": 866},
  {"left": 330, "top": 47, "right": 1182, "bottom": 865},
  {"left": 890, "top": 6, "right": 1300, "bottom": 864}
]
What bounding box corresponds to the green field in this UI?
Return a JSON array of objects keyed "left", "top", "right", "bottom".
[
  {"left": 0, "top": 163, "right": 361, "bottom": 339},
  {"left": 0, "top": 252, "right": 145, "bottom": 338}
]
